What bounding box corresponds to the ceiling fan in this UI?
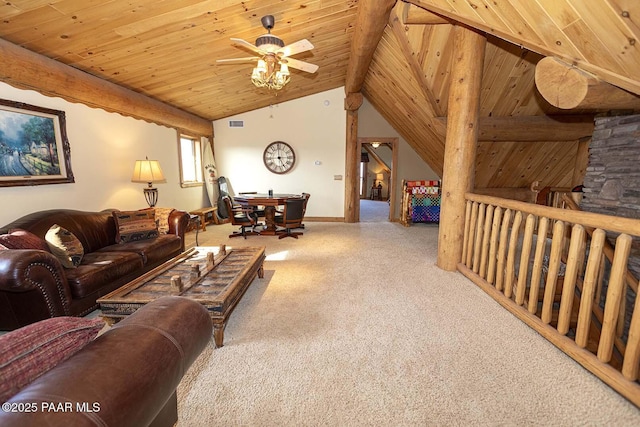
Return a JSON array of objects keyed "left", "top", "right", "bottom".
[{"left": 216, "top": 15, "right": 318, "bottom": 90}]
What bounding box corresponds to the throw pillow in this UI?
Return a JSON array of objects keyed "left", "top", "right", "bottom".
[
  {"left": 0, "top": 229, "right": 50, "bottom": 252},
  {"left": 112, "top": 209, "right": 159, "bottom": 243},
  {"left": 0, "top": 316, "right": 105, "bottom": 403},
  {"left": 154, "top": 207, "right": 174, "bottom": 234},
  {"left": 45, "top": 224, "right": 84, "bottom": 268}
]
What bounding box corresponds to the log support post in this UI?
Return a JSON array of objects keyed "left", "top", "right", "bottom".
[
  {"left": 342, "top": 0, "right": 396, "bottom": 223},
  {"left": 572, "top": 137, "right": 591, "bottom": 188},
  {"left": 344, "top": 92, "right": 363, "bottom": 223},
  {"left": 437, "top": 26, "right": 486, "bottom": 271}
]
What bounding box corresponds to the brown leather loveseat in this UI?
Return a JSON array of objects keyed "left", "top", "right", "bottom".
[
  {"left": 0, "top": 296, "right": 213, "bottom": 427},
  {"left": 0, "top": 208, "right": 190, "bottom": 330}
]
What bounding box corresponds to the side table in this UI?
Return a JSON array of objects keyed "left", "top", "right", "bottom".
[{"left": 189, "top": 207, "right": 217, "bottom": 231}]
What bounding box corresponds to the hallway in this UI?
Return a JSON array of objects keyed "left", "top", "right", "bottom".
[{"left": 359, "top": 199, "right": 389, "bottom": 222}]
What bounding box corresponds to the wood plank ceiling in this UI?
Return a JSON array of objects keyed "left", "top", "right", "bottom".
[
  {"left": 0, "top": 0, "right": 357, "bottom": 120},
  {"left": 0, "top": 1, "right": 638, "bottom": 189}
]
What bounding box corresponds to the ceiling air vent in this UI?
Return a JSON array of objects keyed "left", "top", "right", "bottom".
[{"left": 228, "top": 120, "right": 244, "bottom": 128}]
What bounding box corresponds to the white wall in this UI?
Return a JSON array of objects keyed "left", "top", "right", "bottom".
[
  {"left": 358, "top": 98, "right": 439, "bottom": 218},
  {"left": 0, "top": 82, "right": 435, "bottom": 226},
  {"left": 0, "top": 82, "right": 206, "bottom": 226},
  {"left": 213, "top": 87, "right": 346, "bottom": 219}
]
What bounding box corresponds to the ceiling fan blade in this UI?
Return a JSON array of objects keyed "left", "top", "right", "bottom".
[
  {"left": 216, "top": 57, "right": 259, "bottom": 64},
  {"left": 230, "top": 38, "right": 264, "bottom": 55},
  {"left": 277, "top": 39, "right": 314, "bottom": 57},
  {"left": 282, "top": 57, "right": 319, "bottom": 73}
]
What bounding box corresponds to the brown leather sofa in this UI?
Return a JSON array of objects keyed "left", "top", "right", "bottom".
[
  {"left": 0, "top": 208, "right": 190, "bottom": 330},
  {"left": 0, "top": 296, "right": 213, "bottom": 427}
]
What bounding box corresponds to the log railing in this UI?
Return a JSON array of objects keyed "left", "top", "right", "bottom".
[{"left": 459, "top": 192, "right": 640, "bottom": 407}]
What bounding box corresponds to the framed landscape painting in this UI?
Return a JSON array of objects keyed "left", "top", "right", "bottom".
[{"left": 0, "top": 99, "right": 74, "bottom": 187}]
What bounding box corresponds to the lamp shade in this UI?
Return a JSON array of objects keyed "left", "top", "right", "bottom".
[
  {"left": 131, "top": 158, "right": 166, "bottom": 184},
  {"left": 376, "top": 173, "right": 384, "bottom": 181}
]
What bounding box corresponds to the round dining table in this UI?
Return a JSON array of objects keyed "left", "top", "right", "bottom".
[{"left": 233, "top": 193, "right": 301, "bottom": 235}]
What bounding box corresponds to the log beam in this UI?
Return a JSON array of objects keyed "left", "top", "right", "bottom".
[
  {"left": 344, "top": 92, "right": 364, "bottom": 111},
  {"left": 344, "top": 0, "right": 397, "bottom": 93},
  {"left": 402, "top": 2, "right": 449, "bottom": 25},
  {"left": 0, "top": 38, "right": 212, "bottom": 136},
  {"left": 535, "top": 57, "right": 640, "bottom": 110},
  {"left": 363, "top": 145, "right": 391, "bottom": 173},
  {"left": 437, "top": 26, "right": 486, "bottom": 271},
  {"left": 344, "top": 91, "right": 363, "bottom": 222},
  {"left": 435, "top": 115, "right": 595, "bottom": 142},
  {"left": 343, "top": 0, "right": 394, "bottom": 222},
  {"left": 389, "top": 3, "right": 442, "bottom": 116},
  {"left": 572, "top": 137, "right": 591, "bottom": 188},
  {"left": 407, "top": 0, "right": 640, "bottom": 97},
  {"left": 344, "top": 107, "right": 360, "bottom": 223}
]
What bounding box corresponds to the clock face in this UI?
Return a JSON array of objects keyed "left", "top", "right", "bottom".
[{"left": 263, "top": 141, "right": 296, "bottom": 174}]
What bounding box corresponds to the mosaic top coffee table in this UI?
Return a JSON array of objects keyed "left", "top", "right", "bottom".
[{"left": 98, "top": 246, "right": 265, "bottom": 347}]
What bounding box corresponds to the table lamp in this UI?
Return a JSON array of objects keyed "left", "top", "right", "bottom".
[
  {"left": 131, "top": 157, "right": 166, "bottom": 207},
  {"left": 376, "top": 173, "right": 384, "bottom": 187}
]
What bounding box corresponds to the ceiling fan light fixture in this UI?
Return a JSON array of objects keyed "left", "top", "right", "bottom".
[
  {"left": 218, "top": 15, "right": 316, "bottom": 92},
  {"left": 251, "top": 54, "right": 290, "bottom": 90}
]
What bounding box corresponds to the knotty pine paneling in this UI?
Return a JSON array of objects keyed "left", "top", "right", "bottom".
[
  {"left": 0, "top": 0, "right": 358, "bottom": 120},
  {"left": 475, "top": 140, "right": 579, "bottom": 189},
  {"left": 0, "top": 0, "right": 633, "bottom": 195},
  {"left": 409, "top": 0, "right": 640, "bottom": 96}
]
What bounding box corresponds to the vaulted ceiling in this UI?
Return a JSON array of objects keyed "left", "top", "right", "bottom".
[{"left": 0, "top": 0, "right": 638, "bottom": 188}]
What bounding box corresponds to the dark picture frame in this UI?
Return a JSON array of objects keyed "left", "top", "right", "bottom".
[{"left": 0, "top": 99, "right": 74, "bottom": 187}]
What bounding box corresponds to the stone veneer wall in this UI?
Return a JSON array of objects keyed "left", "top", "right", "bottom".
[{"left": 581, "top": 113, "right": 640, "bottom": 293}]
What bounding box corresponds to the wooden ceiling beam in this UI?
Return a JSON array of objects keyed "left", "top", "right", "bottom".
[
  {"left": 388, "top": 3, "right": 443, "bottom": 116},
  {"left": 535, "top": 57, "right": 640, "bottom": 110},
  {"left": 435, "top": 115, "right": 595, "bottom": 142},
  {"left": 0, "top": 38, "right": 212, "bottom": 136},
  {"left": 344, "top": 0, "right": 397, "bottom": 94},
  {"left": 401, "top": 2, "right": 449, "bottom": 25},
  {"left": 407, "top": 0, "right": 640, "bottom": 97},
  {"left": 363, "top": 145, "right": 391, "bottom": 173}
]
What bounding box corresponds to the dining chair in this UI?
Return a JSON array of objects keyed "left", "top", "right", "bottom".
[
  {"left": 274, "top": 197, "right": 305, "bottom": 239},
  {"left": 223, "top": 196, "right": 259, "bottom": 239},
  {"left": 300, "top": 192, "right": 310, "bottom": 229},
  {"left": 276, "top": 192, "right": 310, "bottom": 229},
  {"left": 238, "top": 191, "right": 266, "bottom": 218}
]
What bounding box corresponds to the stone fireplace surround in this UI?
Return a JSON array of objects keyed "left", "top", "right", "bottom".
[
  {"left": 581, "top": 114, "right": 640, "bottom": 277},
  {"left": 581, "top": 114, "right": 640, "bottom": 337}
]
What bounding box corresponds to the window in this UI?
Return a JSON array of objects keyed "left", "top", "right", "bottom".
[{"left": 178, "top": 135, "right": 203, "bottom": 187}]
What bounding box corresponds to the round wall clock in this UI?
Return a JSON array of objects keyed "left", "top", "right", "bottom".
[{"left": 263, "top": 141, "right": 296, "bottom": 174}]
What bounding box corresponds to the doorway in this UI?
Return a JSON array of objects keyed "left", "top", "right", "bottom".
[{"left": 358, "top": 137, "right": 398, "bottom": 222}]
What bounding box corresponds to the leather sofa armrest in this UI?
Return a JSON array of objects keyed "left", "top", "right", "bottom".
[
  {"left": 0, "top": 250, "right": 73, "bottom": 327},
  {"left": 168, "top": 209, "right": 190, "bottom": 251},
  {"left": 0, "top": 296, "right": 213, "bottom": 427}
]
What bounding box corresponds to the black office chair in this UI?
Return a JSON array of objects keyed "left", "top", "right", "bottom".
[
  {"left": 274, "top": 197, "right": 305, "bottom": 239},
  {"left": 276, "top": 193, "right": 310, "bottom": 229},
  {"left": 238, "top": 191, "right": 265, "bottom": 218},
  {"left": 299, "top": 192, "right": 310, "bottom": 229},
  {"left": 223, "top": 196, "right": 259, "bottom": 239}
]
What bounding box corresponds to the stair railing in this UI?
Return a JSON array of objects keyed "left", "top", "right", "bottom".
[{"left": 459, "top": 192, "right": 640, "bottom": 407}]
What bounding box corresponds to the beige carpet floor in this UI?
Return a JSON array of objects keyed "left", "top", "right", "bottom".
[{"left": 177, "top": 214, "right": 640, "bottom": 426}]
